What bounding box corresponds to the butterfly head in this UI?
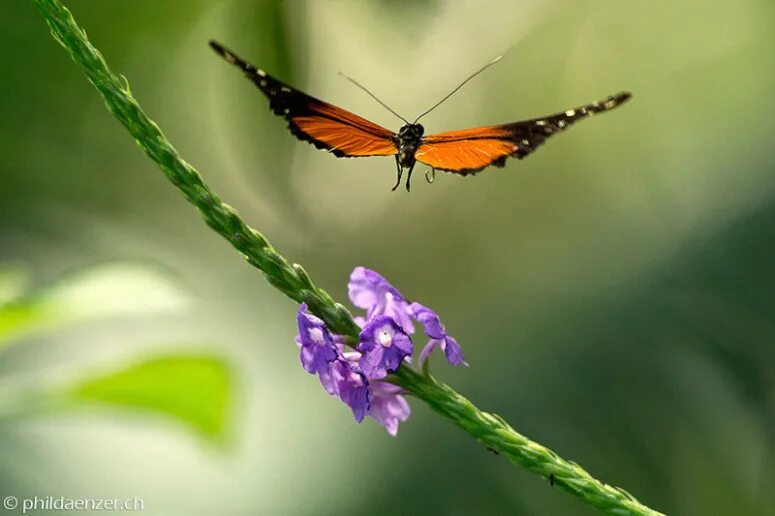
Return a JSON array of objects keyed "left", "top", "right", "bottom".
[{"left": 398, "top": 123, "right": 424, "bottom": 140}]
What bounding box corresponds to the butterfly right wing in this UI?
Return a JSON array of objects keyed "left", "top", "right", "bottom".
[
  {"left": 210, "top": 41, "right": 398, "bottom": 158},
  {"left": 415, "top": 92, "right": 631, "bottom": 175}
]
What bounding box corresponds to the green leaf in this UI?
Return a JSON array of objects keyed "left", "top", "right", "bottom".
[
  {"left": 69, "top": 354, "right": 231, "bottom": 441},
  {"left": 0, "top": 263, "right": 189, "bottom": 349},
  {"left": 0, "top": 301, "right": 56, "bottom": 348}
]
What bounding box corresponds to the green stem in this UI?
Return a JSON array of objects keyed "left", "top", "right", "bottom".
[
  {"left": 31, "top": 1, "right": 664, "bottom": 514},
  {"left": 392, "top": 367, "right": 662, "bottom": 516}
]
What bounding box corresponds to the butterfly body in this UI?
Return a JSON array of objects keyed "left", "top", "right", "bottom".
[
  {"left": 210, "top": 40, "right": 631, "bottom": 192},
  {"left": 397, "top": 124, "right": 424, "bottom": 167},
  {"left": 392, "top": 123, "right": 426, "bottom": 189}
]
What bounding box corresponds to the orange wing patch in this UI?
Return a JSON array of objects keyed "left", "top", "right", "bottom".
[
  {"left": 293, "top": 115, "right": 398, "bottom": 157},
  {"left": 308, "top": 102, "right": 396, "bottom": 139},
  {"left": 414, "top": 137, "right": 517, "bottom": 174},
  {"left": 290, "top": 100, "right": 398, "bottom": 157},
  {"left": 419, "top": 125, "right": 513, "bottom": 142}
]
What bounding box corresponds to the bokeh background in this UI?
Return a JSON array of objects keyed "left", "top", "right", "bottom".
[{"left": 2, "top": 0, "right": 774, "bottom": 514}]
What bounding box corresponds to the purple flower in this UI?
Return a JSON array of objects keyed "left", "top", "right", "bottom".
[
  {"left": 358, "top": 315, "right": 413, "bottom": 378},
  {"left": 325, "top": 358, "right": 370, "bottom": 423},
  {"left": 411, "top": 302, "right": 467, "bottom": 366},
  {"left": 368, "top": 381, "right": 411, "bottom": 436},
  {"left": 320, "top": 352, "right": 410, "bottom": 434},
  {"left": 317, "top": 358, "right": 339, "bottom": 396},
  {"left": 296, "top": 303, "right": 337, "bottom": 375},
  {"left": 318, "top": 350, "right": 356, "bottom": 395},
  {"left": 292, "top": 267, "right": 469, "bottom": 435},
  {"left": 348, "top": 267, "right": 414, "bottom": 334}
]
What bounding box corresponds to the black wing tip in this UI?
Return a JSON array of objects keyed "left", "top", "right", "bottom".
[
  {"left": 209, "top": 40, "right": 227, "bottom": 56},
  {"left": 610, "top": 91, "right": 633, "bottom": 108},
  {"left": 584, "top": 91, "right": 632, "bottom": 114},
  {"left": 208, "top": 40, "right": 252, "bottom": 72}
]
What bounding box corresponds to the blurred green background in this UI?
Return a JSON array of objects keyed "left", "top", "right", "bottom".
[{"left": 2, "top": 0, "right": 774, "bottom": 514}]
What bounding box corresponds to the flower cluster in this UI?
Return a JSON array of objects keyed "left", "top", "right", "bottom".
[{"left": 295, "top": 267, "right": 465, "bottom": 435}]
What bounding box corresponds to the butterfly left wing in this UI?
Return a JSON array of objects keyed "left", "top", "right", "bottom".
[
  {"left": 415, "top": 92, "right": 631, "bottom": 175},
  {"left": 210, "top": 41, "right": 398, "bottom": 158}
]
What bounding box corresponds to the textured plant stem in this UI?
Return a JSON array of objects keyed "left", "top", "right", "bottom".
[
  {"left": 32, "top": 1, "right": 664, "bottom": 514},
  {"left": 392, "top": 367, "right": 662, "bottom": 515}
]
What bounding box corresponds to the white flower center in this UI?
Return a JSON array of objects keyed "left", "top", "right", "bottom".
[
  {"left": 308, "top": 327, "right": 325, "bottom": 345},
  {"left": 377, "top": 326, "right": 393, "bottom": 347}
]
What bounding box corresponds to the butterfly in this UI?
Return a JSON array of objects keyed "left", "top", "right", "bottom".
[{"left": 210, "top": 41, "right": 631, "bottom": 191}]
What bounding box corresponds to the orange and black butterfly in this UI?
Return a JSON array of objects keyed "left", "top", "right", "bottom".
[{"left": 210, "top": 41, "right": 631, "bottom": 191}]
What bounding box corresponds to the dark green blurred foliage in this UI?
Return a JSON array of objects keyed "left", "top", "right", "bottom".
[{"left": 1, "top": 0, "right": 774, "bottom": 514}]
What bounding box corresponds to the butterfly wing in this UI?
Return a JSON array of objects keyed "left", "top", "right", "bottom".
[
  {"left": 415, "top": 92, "right": 631, "bottom": 175},
  {"left": 210, "top": 41, "right": 398, "bottom": 158}
]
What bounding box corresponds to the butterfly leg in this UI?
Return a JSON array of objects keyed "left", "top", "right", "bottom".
[
  {"left": 391, "top": 156, "right": 403, "bottom": 191},
  {"left": 405, "top": 163, "right": 416, "bottom": 192}
]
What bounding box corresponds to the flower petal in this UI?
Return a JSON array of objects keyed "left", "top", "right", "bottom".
[
  {"left": 336, "top": 365, "right": 370, "bottom": 423},
  {"left": 348, "top": 384, "right": 370, "bottom": 423},
  {"left": 318, "top": 361, "right": 340, "bottom": 395},
  {"left": 442, "top": 336, "right": 467, "bottom": 366},
  {"left": 348, "top": 267, "right": 381, "bottom": 311},
  {"left": 349, "top": 267, "right": 414, "bottom": 334},
  {"left": 359, "top": 345, "right": 386, "bottom": 378},
  {"left": 392, "top": 330, "right": 414, "bottom": 355},
  {"left": 349, "top": 267, "right": 402, "bottom": 310},
  {"left": 418, "top": 339, "right": 442, "bottom": 364},
  {"left": 410, "top": 302, "right": 445, "bottom": 340},
  {"left": 386, "top": 294, "right": 415, "bottom": 334},
  {"left": 410, "top": 302, "right": 465, "bottom": 366},
  {"left": 296, "top": 304, "right": 337, "bottom": 375},
  {"left": 382, "top": 346, "right": 403, "bottom": 373},
  {"left": 368, "top": 381, "right": 411, "bottom": 436},
  {"left": 358, "top": 315, "right": 412, "bottom": 378}
]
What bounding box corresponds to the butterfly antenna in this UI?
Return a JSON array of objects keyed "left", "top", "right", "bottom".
[
  {"left": 413, "top": 55, "right": 504, "bottom": 123},
  {"left": 339, "top": 72, "right": 409, "bottom": 124}
]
